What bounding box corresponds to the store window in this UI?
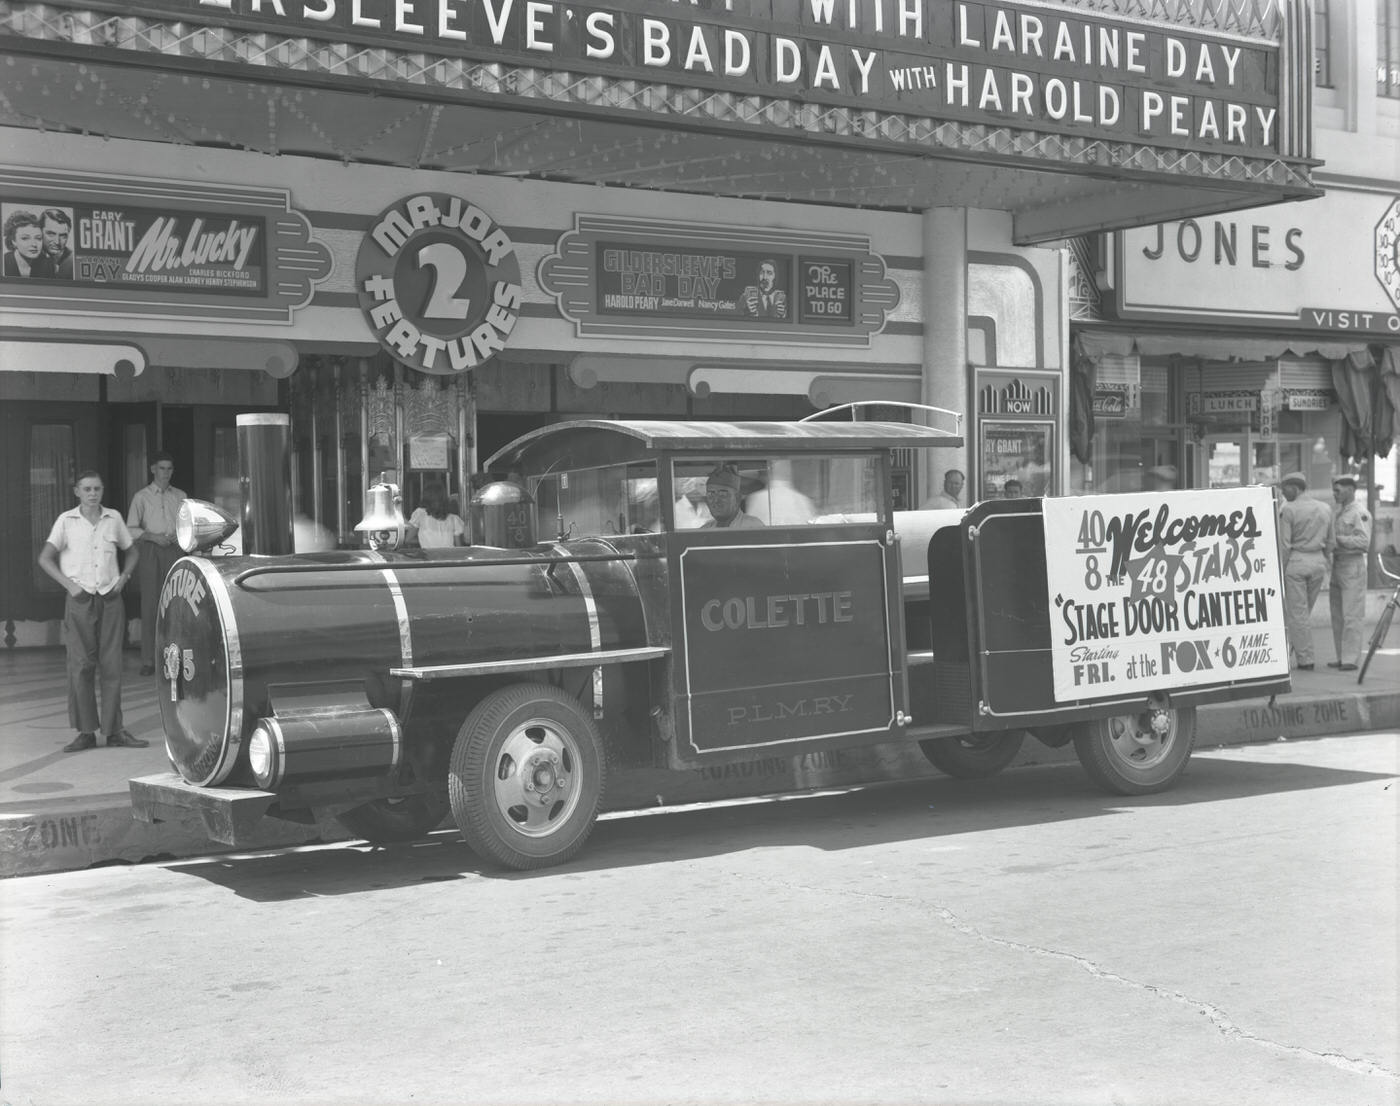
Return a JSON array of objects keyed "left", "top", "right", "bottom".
[
  {"left": 1082, "top": 358, "right": 1179, "bottom": 493},
  {"left": 1180, "top": 358, "right": 1360, "bottom": 509},
  {"left": 1314, "top": 0, "right": 1333, "bottom": 88}
]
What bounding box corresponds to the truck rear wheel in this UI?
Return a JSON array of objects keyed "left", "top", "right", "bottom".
[
  {"left": 449, "top": 683, "right": 605, "bottom": 870},
  {"left": 918, "top": 732, "right": 1025, "bottom": 778},
  {"left": 1073, "top": 707, "right": 1196, "bottom": 795},
  {"left": 336, "top": 793, "right": 449, "bottom": 844}
]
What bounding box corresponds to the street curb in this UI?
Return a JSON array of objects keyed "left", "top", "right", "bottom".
[
  {"left": 1198, "top": 689, "right": 1400, "bottom": 745},
  {"left": 2, "top": 688, "right": 1395, "bottom": 878},
  {"left": 0, "top": 792, "right": 351, "bottom": 880}
]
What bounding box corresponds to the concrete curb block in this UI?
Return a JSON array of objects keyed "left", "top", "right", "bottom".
[
  {"left": 3, "top": 691, "right": 1395, "bottom": 878},
  {"left": 1198, "top": 690, "right": 1400, "bottom": 745},
  {"left": 0, "top": 793, "right": 350, "bottom": 880}
]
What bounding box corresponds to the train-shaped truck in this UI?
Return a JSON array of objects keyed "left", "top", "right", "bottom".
[{"left": 131, "top": 415, "right": 1292, "bottom": 869}]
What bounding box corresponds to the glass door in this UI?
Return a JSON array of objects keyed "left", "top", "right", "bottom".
[{"left": 1200, "top": 435, "right": 1245, "bottom": 488}]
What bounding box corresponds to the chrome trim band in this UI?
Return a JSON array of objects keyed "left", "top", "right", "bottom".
[
  {"left": 263, "top": 715, "right": 287, "bottom": 790},
  {"left": 379, "top": 567, "right": 413, "bottom": 667},
  {"left": 553, "top": 544, "right": 604, "bottom": 718},
  {"left": 377, "top": 707, "right": 404, "bottom": 771}
]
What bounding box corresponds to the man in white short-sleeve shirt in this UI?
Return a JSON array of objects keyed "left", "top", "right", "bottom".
[{"left": 37, "top": 470, "right": 148, "bottom": 752}]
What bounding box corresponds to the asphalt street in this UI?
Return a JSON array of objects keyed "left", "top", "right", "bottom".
[{"left": 0, "top": 730, "right": 1395, "bottom": 1106}]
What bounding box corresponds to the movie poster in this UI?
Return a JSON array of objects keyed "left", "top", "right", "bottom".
[{"left": 1, "top": 199, "right": 266, "bottom": 294}]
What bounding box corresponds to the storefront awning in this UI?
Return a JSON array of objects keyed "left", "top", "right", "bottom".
[
  {"left": 0, "top": 340, "right": 146, "bottom": 377},
  {"left": 1074, "top": 329, "right": 1377, "bottom": 364},
  {"left": 0, "top": 336, "right": 298, "bottom": 377}
]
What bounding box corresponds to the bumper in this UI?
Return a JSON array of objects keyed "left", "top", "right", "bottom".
[{"left": 130, "top": 773, "right": 302, "bottom": 846}]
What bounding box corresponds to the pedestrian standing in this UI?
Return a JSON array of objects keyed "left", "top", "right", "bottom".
[
  {"left": 127, "top": 451, "right": 187, "bottom": 676},
  {"left": 921, "top": 469, "right": 965, "bottom": 509},
  {"left": 1328, "top": 474, "right": 1372, "bottom": 671},
  {"left": 36, "top": 470, "right": 149, "bottom": 751},
  {"left": 405, "top": 481, "right": 466, "bottom": 548},
  {"left": 1278, "top": 472, "right": 1332, "bottom": 670}
]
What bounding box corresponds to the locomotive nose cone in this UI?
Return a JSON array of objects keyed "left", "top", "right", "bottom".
[{"left": 158, "top": 557, "right": 240, "bottom": 786}]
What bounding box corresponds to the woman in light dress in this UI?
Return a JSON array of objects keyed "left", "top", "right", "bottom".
[{"left": 406, "top": 482, "right": 466, "bottom": 548}]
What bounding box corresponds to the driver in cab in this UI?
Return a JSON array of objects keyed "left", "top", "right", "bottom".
[{"left": 700, "top": 465, "right": 765, "bottom": 529}]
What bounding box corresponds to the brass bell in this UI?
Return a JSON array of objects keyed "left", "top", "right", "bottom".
[{"left": 355, "top": 481, "right": 406, "bottom": 550}]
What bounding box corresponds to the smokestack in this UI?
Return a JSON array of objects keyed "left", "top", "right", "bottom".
[{"left": 237, "top": 413, "right": 294, "bottom": 555}]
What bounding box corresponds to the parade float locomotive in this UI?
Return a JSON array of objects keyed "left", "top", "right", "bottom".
[{"left": 132, "top": 411, "right": 1293, "bottom": 870}]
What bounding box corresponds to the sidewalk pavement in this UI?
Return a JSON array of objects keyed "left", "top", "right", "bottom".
[{"left": 3, "top": 602, "right": 1398, "bottom": 878}]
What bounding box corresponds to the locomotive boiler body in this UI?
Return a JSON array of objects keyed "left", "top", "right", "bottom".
[{"left": 158, "top": 543, "right": 651, "bottom": 788}]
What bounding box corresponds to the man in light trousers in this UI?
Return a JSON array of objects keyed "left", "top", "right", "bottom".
[
  {"left": 1328, "top": 474, "right": 1372, "bottom": 671},
  {"left": 1278, "top": 472, "right": 1332, "bottom": 670}
]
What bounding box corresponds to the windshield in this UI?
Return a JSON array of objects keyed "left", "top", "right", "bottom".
[
  {"left": 672, "top": 454, "right": 884, "bottom": 529},
  {"left": 531, "top": 462, "right": 659, "bottom": 539}
]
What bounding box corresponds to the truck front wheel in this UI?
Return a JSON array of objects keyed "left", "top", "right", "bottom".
[
  {"left": 918, "top": 732, "right": 1025, "bottom": 778},
  {"left": 449, "top": 683, "right": 605, "bottom": 870},
  {"left": 1072, "top": 707, "right": 1196, "bottom": 795},
  {"left": 336, "top": 793, "right": 449, "bottom": 844}
]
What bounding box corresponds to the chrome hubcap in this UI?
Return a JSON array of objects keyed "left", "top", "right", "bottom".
[
  {"left": 1105, "top": 710, "right": 1175, "bottom": 770},
  {"left": 492, "top": 720, "right": 581, "bottom": 837}
]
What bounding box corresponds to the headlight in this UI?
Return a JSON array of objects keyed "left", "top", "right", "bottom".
[
  {"left": 176, "top": 499, "right": 239, "bottom": 553},
  {"left": 245, "top": 710, "right": 400, "bottom": 790},
  {"left": 248, "top": 721, "right": 278, "bottom": 788}
]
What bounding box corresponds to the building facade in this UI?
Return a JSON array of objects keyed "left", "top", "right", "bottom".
[
  {"left": 1070, "top": 0, "right": 1400, "bottom": 559},
  {"left": 1, "top": 0, "right": 1318, "bottom": 645}
]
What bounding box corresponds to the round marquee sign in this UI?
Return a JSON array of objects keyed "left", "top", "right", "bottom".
[{"left": 356, "top": 193, "right": 523, "bottom": 374}]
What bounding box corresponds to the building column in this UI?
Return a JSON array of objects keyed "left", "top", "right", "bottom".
[{"left": 921, "top": 207, "right": 968, "bottom": 502}]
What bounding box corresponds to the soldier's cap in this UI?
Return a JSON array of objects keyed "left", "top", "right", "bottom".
[
  {"left": 706, "top": 465, "right": 742, "bottom": 493},
  {"left": 1333, "top": 473, "right": 1359, "bottom": 488},
  {"left": 1281, "top": 471, "right": 1308, "bottom": 489}
]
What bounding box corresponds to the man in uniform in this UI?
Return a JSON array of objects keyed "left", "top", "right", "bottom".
[
  {"left": 1327, "top": 473, "right": 1371, "bottom": 671},
  {"left": 127, "top": 451, "right": 188, "bottom": 676},
  {"left": 1277, "top": 472, "right": 1332, "bottom": 670},
  {"left": 700, "top": 465, "right": 765, "bottom": 529}
]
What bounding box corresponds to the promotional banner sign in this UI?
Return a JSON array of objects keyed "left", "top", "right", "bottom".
[{"left": 1042, "top": 487, "right": 1288, "bottom": 701}]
